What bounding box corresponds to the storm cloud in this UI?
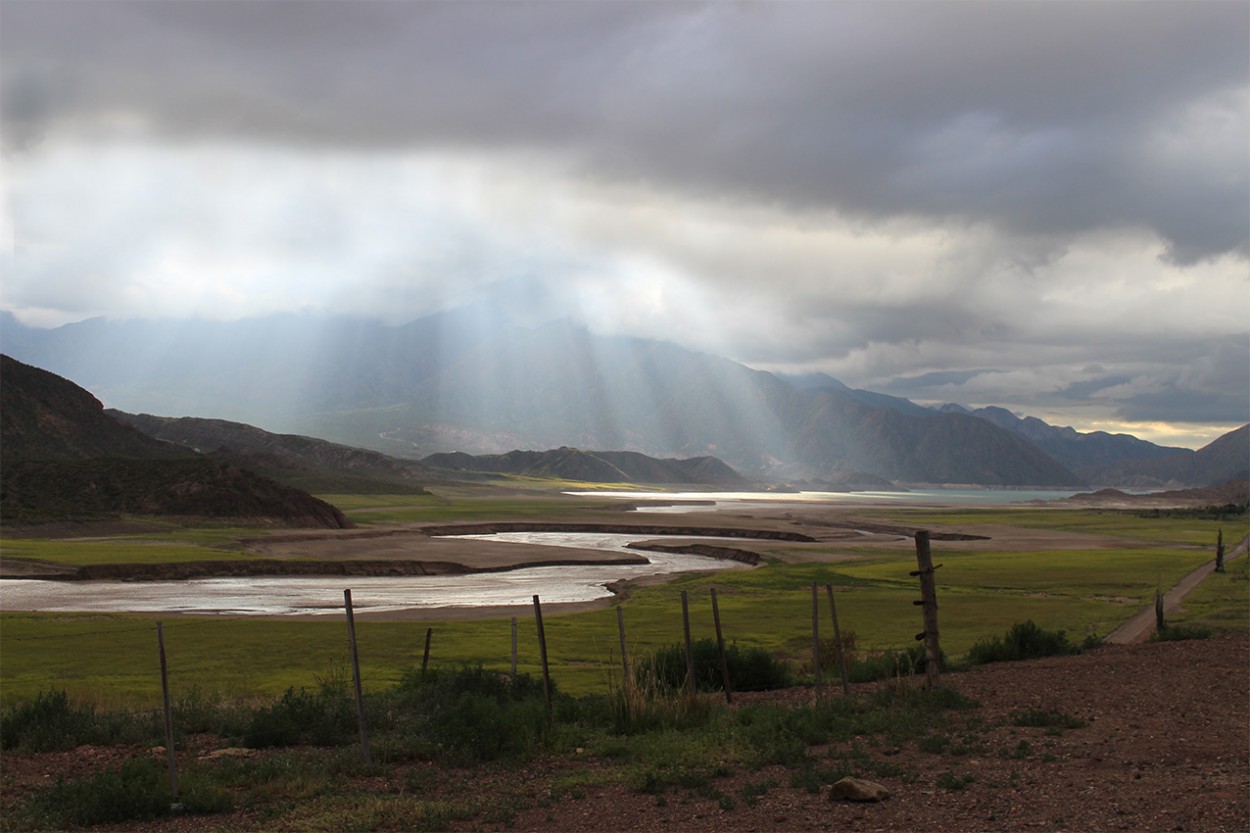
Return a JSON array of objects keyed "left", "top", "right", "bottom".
[{"left": 2, "top": 0, "right": 1247, "bottom": 447}]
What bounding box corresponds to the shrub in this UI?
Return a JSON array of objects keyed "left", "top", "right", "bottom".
[
  {"left": 1150, "top": 624, "right": 1213, "bottom": 642},
  {"left": 844, "top": 644, "right": 946, "bottom": 684},
  {"left": 966, "top": 620, "right": 1079, "bottom": 665},
  {"left": 2, "top": 690, "right": 93, "bottom": 752},
  {"left": 397, "top": 664, "right": 549, "bottom": 704},
  {"left": 426, "top": 691, "right": 547, "bottom": 765},
  {"left": 243, "top": 685, "right": 357, "bottom": 749},
  {"left": 817, "top": 630, "right": 859, "bottom": 671},
  {"left": 634, "top": 639, "right": 792, "bottom": 693},
  {"left": 393, "top": 667, "right": 553, "bottom": 765},
  {"left": 26, "top": 757, "right": 171, "bottom": 827},
  {"left": 0, "top": 689, "right": 151, "bottom": 752}
]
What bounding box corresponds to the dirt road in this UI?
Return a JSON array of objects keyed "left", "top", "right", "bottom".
[{"left": 1105, "top": 531, "right": 1248, "bottom": 644}]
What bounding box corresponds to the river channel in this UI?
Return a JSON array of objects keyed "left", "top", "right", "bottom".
[{"left": 0, "top": 532, "right": 754, "bottom": 616}]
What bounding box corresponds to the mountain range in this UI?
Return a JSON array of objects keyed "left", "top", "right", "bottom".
[
  {"left": 3, "top": 310, "right": 1245, "bottom": 488},
  {"left": 421, "top": 448, "right": 748, "bottom": 487}
]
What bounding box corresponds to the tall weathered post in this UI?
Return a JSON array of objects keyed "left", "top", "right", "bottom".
[
  {"left": 155, "top": 622, "right": 179, "bottom": 804},
  {"left": 911, "top": 531, "right": 942, "bottom": 687},
  {"left": 616, "top": 606, "right": 631, "bottom": 686},
  {"left": 680, "top": 590, "right": 697, "bottom": 699},
  {"left": 532, "top": 595, "right": 553, "bottom": 726},
  {"left": 825, "top": 584, "right": 851, "bottom": 696},
  {"left": 811, "top": 583, "right": 823, "bottom": 700},
  {"left": 1216, "top": 528, "right": 1225, "bottom": 573},
  {"left": 343, "top": 589, "right": 372, "bottom": 764},
  {"left": 511, "top": 617, "right": 519, "bottom": 677},
  {"left": 710, "top": 588, "right": 733, "bottom": 704}
]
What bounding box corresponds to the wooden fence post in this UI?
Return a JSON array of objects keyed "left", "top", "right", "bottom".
[
  {"left": 1216, "top": 528, "right": 1225, "bottom": 573},
  {"left": 343, "top": 589, "right": 372, "bottom": 764},
  {"left": 616, "top": 606, "right": 630, "bottom": 685},
  {"left": 155, "top": 622, "right": 179, "bottom": 804},
  {"left": 532, "top": 595, "right": 553, "bottom": 726},
  {"left": 825, "top": 584, "right": 850, "bottom": 696},
  {"left": 421, "top": 627, "right": 433, "bottom": 675},
  {"left": 680, "top": 590, "right": 696, "bottom": 698},
  {"left": 710, "top": 588, "right": 733, "bottom": 704},
  {"left": 912, "top": 531, "right": 942, "bottom": 687},
  {"left": 811, "top": 583, "right": 823, "bottom": 700},
  {"left": 511, "top": 617, "right": 519, "bottom": 678}
]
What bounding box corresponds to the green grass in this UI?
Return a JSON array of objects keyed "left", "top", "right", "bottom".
[
  {"left": 0, "top": 580, "right": 1135, "bottom": 709},
  {"left": 864, "top": 507, "right": 1244, "bottom": 547},
  {"left": 2, "top": 504, "right": 1244, "bottom": 709},
  {"left": 833, "top": 547, "right": 1212, "bottom": 597},
  {"left": 0, "top": 537, "right": 261, "bottom": 567},
  {"left": 324, "top": 491, "right": 630, "bottom": 525},
  {"left": 1168, "top": 555, "right": 1249, "bottom": 631}
]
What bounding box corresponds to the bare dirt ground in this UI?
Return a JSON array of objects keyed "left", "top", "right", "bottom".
[{"left": 2, "top": 633, "right": 1245, "bottom": 832}]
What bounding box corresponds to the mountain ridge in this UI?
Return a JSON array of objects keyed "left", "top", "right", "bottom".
[
  {"left": 6, "top": 311, "right": 1233, "bottom": 487},
  {"left": 942, "top": 403, "right": 1246, "bottom": 488},
  {"left": 420, "top": 447, "right": 750, "bottom": 486}
]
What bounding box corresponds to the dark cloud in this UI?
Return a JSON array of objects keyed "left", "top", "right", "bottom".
[
  {"left": 4, "top": 1, "right": 1247, "bottom": 260},
  {"left": 2, "top": 1, "right": 1246, "bottom": 445}
]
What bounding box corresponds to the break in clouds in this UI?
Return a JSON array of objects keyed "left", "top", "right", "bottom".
[{"left": 1, "top": 1, "right": 1247, "bottom": 446}]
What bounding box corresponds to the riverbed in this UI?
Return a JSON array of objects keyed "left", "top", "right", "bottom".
[{"left": 0, "top": 532, "right": 754, "bottom": 616}]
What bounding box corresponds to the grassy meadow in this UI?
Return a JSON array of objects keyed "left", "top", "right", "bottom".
[{"left": 1, "top": 490, "right": 1245, "bottom": 710}]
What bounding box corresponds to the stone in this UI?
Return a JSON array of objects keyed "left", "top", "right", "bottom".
[
  {"left": 201, "top": 747, "right": 255, "bottom": 760},
  {"left": 829, "top": 776, "right": 891, "bottom": 802}
]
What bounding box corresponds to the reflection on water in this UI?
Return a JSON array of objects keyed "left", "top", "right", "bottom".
[
  {"left": 568, "top": 488, "right": 1093, "bottom": 509},
  {"left": 0, "top": 533, "right": 753, "bottom": 616}
]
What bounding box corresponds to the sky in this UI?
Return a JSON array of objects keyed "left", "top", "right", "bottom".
[{"left": 2, "top": 0, "right": 1247, "bottom": 449}]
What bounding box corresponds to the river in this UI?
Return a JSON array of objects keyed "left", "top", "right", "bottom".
[{"left": 0, "top": 533, "right": 753, "bottom": 616}]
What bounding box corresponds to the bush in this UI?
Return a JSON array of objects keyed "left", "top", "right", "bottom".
[
  {"left": 27, "top": 757, "right": 171, "bottom": 827},
  {"left": 20, "top": 756, "right": 232, "bottom": 827},
  {"left": 635, "top": 639, "right": 792, "bottom": 693},
  {"left": 2, "top": 690, "right": 93, "bottom": 752},
  {"left": 966, "top": 620, "right": 1080, "bottom": 665},
  {"left": 243, "top": 685, "right": 357, "bottom": 749},
  {"left": 397, "top": 664, "right": 549, "bottom": 704},
  {"left": 0, "top": 689, "right": 152, "bottom": 752},
  {"left": 817, "top": 630, "right": 859, "bottom": 671},
  {"left": 844, "top": 644, "right": 946, "bottom": 684},
  {"left": 393, "top": 666, "right": 553, "bottom": 765}
]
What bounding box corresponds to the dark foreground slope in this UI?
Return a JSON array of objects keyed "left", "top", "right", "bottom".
[{"left": 0, "top": 355, "right": 350, "bottom": 528}]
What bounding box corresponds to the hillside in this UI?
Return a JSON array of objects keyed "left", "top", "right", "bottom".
[
  {"left": 1, "top": 312, "right": 1090, "bottom": 486},
  {"left": 940, "top": 404, "right": 1191, "bottom": 478},
  {"left": 420, "top": 447, "right": 749, "bottom": 486},
  {"left": 0, "top": 355, "right": 350, "bottom": 528},
  {"left": 112, "top": 412, "right": 432, "bottom": 494},
  {"left": 1071, "top": 424, "right": 1250, "bottom": 488},
  {"left": 0, "top": 354, "right": 196, "bottom": 463}
]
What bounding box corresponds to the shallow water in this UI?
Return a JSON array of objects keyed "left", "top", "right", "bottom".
[
  {"left": 0, "top": 533, "right": 753, "bottom": 616},
  {"left": 568, "top": 487, "right": 1097, "bottom": 509}
]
